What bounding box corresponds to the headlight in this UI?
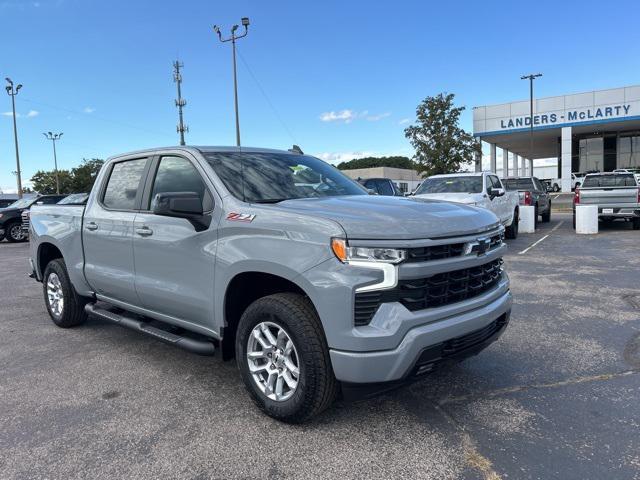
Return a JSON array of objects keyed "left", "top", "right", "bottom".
[
  {"left": 0, "top": 214, "right": 3, "bottom": 219},
  {"left": 331, "top": 238, "right": 406, "bottom": 264}
]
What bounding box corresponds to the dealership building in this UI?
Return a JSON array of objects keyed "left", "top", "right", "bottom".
[{"left": 473, "top": 84, "right": 640, "bottom": 191}]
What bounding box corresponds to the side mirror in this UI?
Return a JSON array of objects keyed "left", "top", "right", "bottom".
[
  {"left": 366, "top": 188, "right": 378, "bottom": 195},
  {"left": 152, "top": 191, "right": 210, "bottom": 230},
  {"left": 490, "top": 187, "right": 505, "bottom": 197}
]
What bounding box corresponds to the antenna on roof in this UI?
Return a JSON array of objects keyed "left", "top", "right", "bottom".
[{"left": 288, "top": 145, "right": 303, "bottom": 154}]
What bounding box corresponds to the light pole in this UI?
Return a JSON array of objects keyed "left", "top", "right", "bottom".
[
  {"left": 213, "top": 17, "right": 250, "bottom": 147},
  {"left": 43, "top": 132, "right": 63, "bottom": 194},
  {"left": 5, "top": 78, "right": 23, "bottom": 198},
  {"left": 521, "top": 73, "right": 542, "bottom": 175}
]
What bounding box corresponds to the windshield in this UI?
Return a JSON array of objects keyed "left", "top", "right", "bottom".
[
  {"left": 582, "top": 174, "right": 637, "bottom": 188},
  {"left": 5, "top": 197, "right": 37, "bottom": 209},
  {"left": 57, "top": 193, "right": 89, "bottom": 205},
  {"left": 415, "top": 176, "right": 483, "bottom": 194},
  {"left": 503, "top": 178, "right": 535, "bottom": 191},
  {"left": 203, "top": 152, "right": 367, "bottom": 203}
]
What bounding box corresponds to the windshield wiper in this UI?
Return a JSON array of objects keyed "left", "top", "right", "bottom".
[{"left": 251, "top": 198, "right": 291, "bottom": 204}]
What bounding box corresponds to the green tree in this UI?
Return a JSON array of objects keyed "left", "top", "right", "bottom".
[
  {"left": 337, "top": 156, "right": 416, "bottom": 170},
  {"left": 70, "top": 158, "right": 104, "bottom": 192},
  {"left": 30, "top": 170, "right": 75, "bottom": 194},
  {"left": 404, "top": 93, "right": 479, "bottom": 177}
]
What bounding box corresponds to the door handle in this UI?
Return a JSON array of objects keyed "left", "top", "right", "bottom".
[
  {"left": 85, "top": 222, "right": 98, "bottom": 231},
  {"left": 135, "top": 226, "right": 153, "bottom": 237}
]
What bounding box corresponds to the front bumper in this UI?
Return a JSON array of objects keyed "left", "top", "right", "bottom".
[{"left": 330, "top": 288, "right": 512, "bottom": 384}]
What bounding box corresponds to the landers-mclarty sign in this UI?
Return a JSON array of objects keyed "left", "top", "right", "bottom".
[{"left": 500, "top": 104, "right": 632, "bottom": 129}]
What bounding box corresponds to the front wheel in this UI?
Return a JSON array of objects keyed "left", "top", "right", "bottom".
[
  {"left": 553, "top": 184, "right": 560, "bottom": 192},
  {"left": 6, "top": 222, "right": 27, "bottom": 242},
  {"left": 505, "top": 209, "right": 519, "bottom": 239},
  {"left": 43, "top": 259, "right": 88, "bottom": 328},
  {"left": 541, "top": 204, "right": 551, "bottom": 223},
  {"left": 236, "top": 293, "right": 338, "bottom": 423}
]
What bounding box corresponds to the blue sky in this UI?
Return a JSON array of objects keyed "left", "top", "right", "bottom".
[{"left": 1, "top": 0, "right": 639, "bottom": 192}]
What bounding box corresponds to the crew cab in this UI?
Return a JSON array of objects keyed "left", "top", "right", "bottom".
[
  {"left": 502, "top": 177, "right": 551, "bottom": 224},
  {"left": 573, "top": 172, "right": 640, "bottom": 229},
  {"left": 0, "top": 194, "right": 66, "bottom": 242},
  {"left": 412, "top": 172, "right": 520, "bottom": 239},
  {"left": 29, "top": 147, "right": 512, "bottom": 422}
]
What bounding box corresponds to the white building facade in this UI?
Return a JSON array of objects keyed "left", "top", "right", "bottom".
[{"left": 473, "top": 85, "right": 640, "bottom": 191}]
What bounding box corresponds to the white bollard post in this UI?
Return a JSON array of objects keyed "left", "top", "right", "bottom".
[
  {"left": 519, "top": 206, "right": 536, "bottom": 233},
  {"left": 575, "top": 205, "right": 598, "bottom": 234}
]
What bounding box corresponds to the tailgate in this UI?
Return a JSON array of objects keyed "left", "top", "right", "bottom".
[{"left": 579, "top": 187, "right": 639, "bottom": 205}]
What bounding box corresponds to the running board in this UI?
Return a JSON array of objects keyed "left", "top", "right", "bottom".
[{"left": 85, "top": 304, "right": 215, "bottom": 356}]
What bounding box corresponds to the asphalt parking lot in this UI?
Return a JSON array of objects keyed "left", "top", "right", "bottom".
[{"left": 1, "top": 212, "right": 639, "bottom": 480}]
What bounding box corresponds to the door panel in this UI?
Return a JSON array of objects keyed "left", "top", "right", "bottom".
[
  {"left": 133, "top": 155, "right": 216, "bottom": 328},
  {"left": 83, "top": 157, "right": 149, "bottom": 304}
]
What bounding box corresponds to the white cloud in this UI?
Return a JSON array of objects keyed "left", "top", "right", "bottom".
[
  {"left": 1, "top": 110, "right": 39, "bottom": 118},
  {"left": 365, "top": 112, "right": 391, "bottom": 121},
  {"left": 319, "top": 109, "right": 357, "bottom": 123},
  {"left": 319, "top": 109, "right": 391, "bottom": 124},
  {"left": 399, "top": 118, "right": 411, "bottom": 125},
  {"left": 83, "top": 107, "right": 95, "bottom": 114}
]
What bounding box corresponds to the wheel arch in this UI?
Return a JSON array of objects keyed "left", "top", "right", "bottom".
[{"left": 221, "top": 271, "right": 318, "bottom": 361}]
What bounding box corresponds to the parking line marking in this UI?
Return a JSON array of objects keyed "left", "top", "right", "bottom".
[{"left": 518, "top": 221, "right": 564, "bottom": 255}]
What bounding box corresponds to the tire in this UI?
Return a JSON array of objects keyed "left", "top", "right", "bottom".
[
  {"left": 553, "top": 184, "right": 560, "bottom": 192},
  {"left": 633, "top": 218, "right": 640, "bottom": 231},
  {"left": 6, "top": 221, "right": 26, "bottom": 243},
  {"left": 534, "top": 205, "right": 539, "bottom": 228},
  {"left": 505, "top": 209, "right": 519, "bottom": 239},
  {"left": 235, "top": 293, "right": 338, "bottom": 423},
  {"left": 43, "top": 258, "right": 88, "bottom": 328},
  {"left": 572, "top": 214, "right": 576, "bottom": 230},
  {"left": 541, "top": 204, "right": 551, "bottom": 223}
]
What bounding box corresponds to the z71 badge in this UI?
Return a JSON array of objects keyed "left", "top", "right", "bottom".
[{"left": 226, "top": 212, "right": 256, "bottom": 222}]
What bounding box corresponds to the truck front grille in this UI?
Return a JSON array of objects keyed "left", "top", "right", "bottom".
[
  {"left": 353, "top": 258, "right": 503, "bottom": 326},
  {"left": 405, "top": 232, "right": 503, "bottom": 263}
]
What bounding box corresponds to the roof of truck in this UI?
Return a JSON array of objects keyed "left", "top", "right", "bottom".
[{"left": 107, "top": 146, "right": 298, "bottom": 160}]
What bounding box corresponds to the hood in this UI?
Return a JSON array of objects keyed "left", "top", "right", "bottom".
[
  {"left": 274, "top": 195, "right": 499, "bottom": 240},
  {"left": 412, "top": 192, "right": 483, "bottom": 205}
]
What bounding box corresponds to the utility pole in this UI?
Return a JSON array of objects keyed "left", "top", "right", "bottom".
[
  {"left": 213, "top": 17, "right": 250, "bottom": 147},
  {"left": 43, "top": 132, "right": 63, "bottom": 194},
  {"left": 520, "top": 73, "right": 542, "bottom": 174},
  {"left": 173, "top": 60, "right": 188, "bottom": 146},
  {"left": 5, "top": 78, "right": 23, "bottom": 198}
]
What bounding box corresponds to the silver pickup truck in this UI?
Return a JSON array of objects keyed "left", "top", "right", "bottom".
[
  {"left": 29, "top": 146, "right": 512, "bottom": 422},
  {"left": 573, "top": 172, "right": 640, "bottom": 230}
]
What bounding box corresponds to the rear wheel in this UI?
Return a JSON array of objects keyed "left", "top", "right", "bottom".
[
  {"left": 6, "top": 221, "right": 26, "bottom": 242},
  {"left": 505, "top": 209, "right": 519, "bottom": 239},
  {"left": 236, "top": 293, "right": 337, "bottom": 423},
  {"left": 43, "top": 259, "right": 88, "bottom": 328},
  {"left": 541, "top": 204, "right": 551, "bottom": 223}
]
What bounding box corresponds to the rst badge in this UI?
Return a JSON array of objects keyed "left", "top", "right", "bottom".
[{"left": 227, "top": 212, "right": 256, "bottom": 222}]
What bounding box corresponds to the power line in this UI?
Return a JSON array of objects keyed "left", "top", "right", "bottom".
[{"left": 235, "top": 47, "right": 298, "bottom": 145}]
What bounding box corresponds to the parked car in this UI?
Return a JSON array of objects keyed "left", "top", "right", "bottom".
[
  {"left": 358, "top": 177, "right": 404, "bottom": 196},
  {"left": 29, "top": 146, "right": 512, "bottom": 422},
  {"left": 412, "top": 171, "right": 520, "bottom": 238},
  {"left": 573, "top": 172, "right": 640, "bottom": 229},
  {"left": 502, "top": 177, "right": 551, "bottom": 224},
  {"left": 0, "top": 194, "right": 23, "bottom": 209},
  {"left": 548, "top": 172, "right": 587, "bottom": 192},
  {"left": 0, "top": 194, "right": 67, "bottom": 242}
]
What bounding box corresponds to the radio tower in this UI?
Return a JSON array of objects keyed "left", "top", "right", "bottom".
[{"left": 173, "top": 60, "right": 188, "bottom": 145}]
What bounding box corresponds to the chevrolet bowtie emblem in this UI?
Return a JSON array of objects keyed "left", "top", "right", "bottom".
[{"left": 464, "top": 237, "right": 491, "bottom": 256}]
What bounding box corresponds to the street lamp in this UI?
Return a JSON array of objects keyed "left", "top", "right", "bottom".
[
  {"left": 520, "top": 73, "right": 542, "bottom": 176},
  {"left": 213, "top": 17, "right": 250, "bottom": 147},
  {"left": 43, "top": 132, "right": 63, "bottom": 194},
  {"left": 5, "top": 78, "right": 23, "bottom": 198}
]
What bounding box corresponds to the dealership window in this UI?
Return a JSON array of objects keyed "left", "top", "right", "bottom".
[
  {"left": 618, "top": 135, "right": 640, "bottom": 168},
  {"left": 579, "top": 137, "right": 603, "bottom": 172}
]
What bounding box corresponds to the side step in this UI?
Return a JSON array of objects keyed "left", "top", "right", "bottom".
[{"left": 85, "top": 304, "right": 216, "bottom": 356}]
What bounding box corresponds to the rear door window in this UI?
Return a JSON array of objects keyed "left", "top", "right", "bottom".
[{"left": 102, "top": 158, "right": 148, "bottom": 210}]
